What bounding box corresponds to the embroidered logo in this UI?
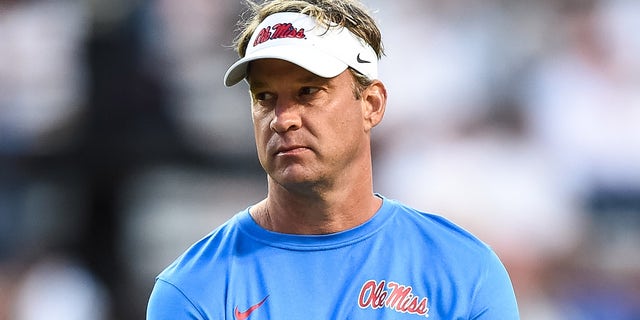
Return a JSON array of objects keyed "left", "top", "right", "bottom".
[
  {"left": 234, "top": 295, "right": 269, "bottom": 320},
  {"left": 254, "top": 23, "right": 306, "bottom": 47},
  {"left": 356, "top": 53, "right": 371, "bottom": 64},
  {"left": 358, "top": 280, "right": 430, "bottom": 318}
]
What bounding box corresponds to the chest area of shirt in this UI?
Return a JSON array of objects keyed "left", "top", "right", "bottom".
[
  {"left": 221, "top": 225, "right": 470, "bottom": 319},
  {"left": 229, "top": 278, "right": 432, "bottom": 320}
]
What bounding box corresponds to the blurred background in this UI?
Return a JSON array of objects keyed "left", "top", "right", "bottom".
[{"left": 0, "top": 0, "right": 638, "bottom": 319}]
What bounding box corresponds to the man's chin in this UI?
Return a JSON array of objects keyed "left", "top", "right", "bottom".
[{"left": 268, "top": 173, "right": 329, "bottom": 194}]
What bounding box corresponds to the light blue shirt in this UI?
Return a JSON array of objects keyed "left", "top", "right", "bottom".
[{"left": 147, "top": 196, "right": 519, "bottom": 319}]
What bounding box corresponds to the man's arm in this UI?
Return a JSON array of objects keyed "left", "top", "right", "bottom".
[
  {"left": 471, "top": 251, "right": 520, "bottom": 319},
  {"left": 147, "top": 278, "right": 205, "bottom": 320}
]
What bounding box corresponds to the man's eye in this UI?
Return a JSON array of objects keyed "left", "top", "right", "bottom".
[
  {"left": 254, "top": 92, "right": 275, "bottom": 101},
  {"left": 300, "top": 87, "right": 320, "bottom": 96}
]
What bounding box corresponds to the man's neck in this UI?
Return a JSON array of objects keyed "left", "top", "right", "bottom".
[{"left": 250, "top": 180, "right": 382, "bottom": 235}]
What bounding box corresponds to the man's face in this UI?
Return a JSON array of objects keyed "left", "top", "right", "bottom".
[{"left": 247, "top": 59, "right": 373, "bottom": 192}]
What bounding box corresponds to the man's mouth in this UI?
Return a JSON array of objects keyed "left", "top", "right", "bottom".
[{"left": 275, "top": 145, "right": 310, "bottom": 156}]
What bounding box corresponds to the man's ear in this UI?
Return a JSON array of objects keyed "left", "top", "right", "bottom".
[{"left": 362, "top": 80, "right": 387, "bottom": 131}]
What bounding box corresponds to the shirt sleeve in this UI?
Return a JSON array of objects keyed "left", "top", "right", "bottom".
[
  {"left": 146, "top": 278, "right": 205, "bottom": 320},
  {"left": 470, "top": 250, "right": 520, "bottom": 319}
]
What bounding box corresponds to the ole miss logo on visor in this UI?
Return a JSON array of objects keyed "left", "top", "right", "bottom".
[{"left": 253, "top": 23, "right": 306, "bottom": 47}]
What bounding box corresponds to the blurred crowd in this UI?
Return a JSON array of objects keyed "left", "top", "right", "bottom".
[{"left": 0, "top": 0, "right": 638, "bottom": 319}]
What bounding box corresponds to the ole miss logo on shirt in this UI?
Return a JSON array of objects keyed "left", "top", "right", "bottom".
[
  {"left": 358, "top": 279, "right": 430, "bottom": 318},
  {"left": 253, "top": 23, "right": 306, "bottom": 47}
]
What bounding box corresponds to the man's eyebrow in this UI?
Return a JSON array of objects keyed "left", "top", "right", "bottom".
[
  {"left": 248, "top": 77, "right": 272, "bottom": 92},
  {"left": 248, "top": 80, "right": 267, "bottom": 92}
]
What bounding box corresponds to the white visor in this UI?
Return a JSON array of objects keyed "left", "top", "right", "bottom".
[{"left": 224, "top": 12, "right": 378, "bottom": 87}]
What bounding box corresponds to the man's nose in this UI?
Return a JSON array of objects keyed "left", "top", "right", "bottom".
[{"left": 270, "top": 99, "right": 302, "bottom": 133}]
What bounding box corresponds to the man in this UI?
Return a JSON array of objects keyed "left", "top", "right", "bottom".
[{"left": 147, "top": 0, "right": 520, "bottom": 319}]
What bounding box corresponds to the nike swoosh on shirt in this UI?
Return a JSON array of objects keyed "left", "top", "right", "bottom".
[{"left": 234, "top": 296, "right": 269, "bottom": 320}]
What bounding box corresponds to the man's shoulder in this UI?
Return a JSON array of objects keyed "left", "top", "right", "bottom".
[
  {"left": 385, "top": 198, "right": 494, "bottom": 255},
  {"left": 156, "top": 210, "right": 247, "bottom": 285},
  {"left": 385, "top": 198, "right": 508, "bottom": 282}
]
